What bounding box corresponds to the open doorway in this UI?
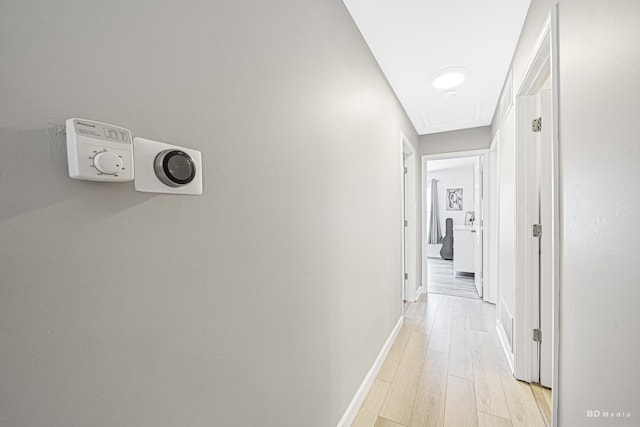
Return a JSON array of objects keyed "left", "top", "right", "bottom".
[{"left": 421, "top": 150, "right": 491, "bottom": 302}]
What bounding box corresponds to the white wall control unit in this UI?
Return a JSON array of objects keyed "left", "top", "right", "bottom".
[
  {"left": 133, "top": 137, "right": 203, "bottom": 195},
  {"left": 66, "top": 118, "right": 134, "bottom": 182}
]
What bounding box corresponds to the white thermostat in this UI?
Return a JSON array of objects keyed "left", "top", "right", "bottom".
[
  {"left": 133, "top": 137, "right": 202, "bottom": 195},
  {"left": 66, "top": 118, "right": 134, "bottom": 182}
]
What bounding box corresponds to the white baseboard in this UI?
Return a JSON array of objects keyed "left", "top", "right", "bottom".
[
  {"left": 496, "top": 322, "right": 515, "bottom": 375},
  {"left": 336, "top": 316, "right": 404, "bottom": 427}
]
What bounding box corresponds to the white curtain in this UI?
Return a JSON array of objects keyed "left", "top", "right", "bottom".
[{"left": 428, "top": 179, "right": 443, "bottom": 244}]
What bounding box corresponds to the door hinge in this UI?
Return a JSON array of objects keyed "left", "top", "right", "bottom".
[
  {"left": 533, "top": 328, "right": 542, "bottom": 342},
  {"left": 533, "top": 224, "right": 542, "bottom": 238},
  {"left": 404, "top": 167, "right": 408, "bottom": 174},
  {"left": 404, "top": 219, "right": 408, "bottom": 227},
  {"left": 532, "top": 117, "right": 542, "bottom": 132},
  {"left": 404, "top": 273, "right": 409, "bottom": 280}
]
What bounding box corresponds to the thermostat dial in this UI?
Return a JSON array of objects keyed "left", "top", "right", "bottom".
[
  {"left": 154, "top": 150, "right": 196, "bottom": 187},
  {"left": 93, "top": 151, "right": 122, "bottom": 175}
]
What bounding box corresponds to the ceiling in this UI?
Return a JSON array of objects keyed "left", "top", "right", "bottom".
[{"left": 343, "top": 0, "right": 531, "bottom": 135}]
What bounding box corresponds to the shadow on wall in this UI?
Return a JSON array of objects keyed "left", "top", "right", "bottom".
[{"left": 0, "top": 126, "right": 154, "bottom": 222}]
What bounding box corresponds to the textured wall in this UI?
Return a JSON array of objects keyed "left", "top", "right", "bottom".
[
  {"left": 557, "top": 0, "right": 640, "bottom": 424},
  {"left": 0, "top": 1, "right": 418, "bottom": 425}
]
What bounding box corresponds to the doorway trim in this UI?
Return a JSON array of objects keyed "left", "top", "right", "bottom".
[
  {"left": 487, "top": 131, "right": 500, "bottom": 306},
  {"left": 401, "top": 132, "right": 418, "bottom": 303},
  {"left": 420, "top": 149, "right": 490, "bottom": 300},
  {"left": 513, "top": 6, "right": 560, "bottom": 425}
]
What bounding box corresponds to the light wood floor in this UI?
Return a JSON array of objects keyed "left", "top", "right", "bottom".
[
  {"left": 427, "top": 258, "right": 479, "bottom": 300},
  {"left": 351, "top": 293, "right": 548, "bottom": 427}
]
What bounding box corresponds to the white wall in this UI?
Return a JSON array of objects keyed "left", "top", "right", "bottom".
[
  {"left": 419, "top": 126, "right": 491, "bottom": 155},
  {"left": 426, "top": 164, "right": 475, "bottom": 233},
  {"left": 557, "top": 0, "right": 640, "bottom": 424},
  {"left": 0, "top": 1, "right": 418, "bottom": 425},
  {"left": 497, "top": 109, "right": 517, "bottom": 322}
]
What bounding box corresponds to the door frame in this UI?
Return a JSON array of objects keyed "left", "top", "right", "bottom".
[
  {"left": 401, "top": 132, "right": 418, "bottom": 303},
  {"left": 420, "top": 149, "right": 490, "bottom": 299},
  {"left": 473, "top": 157, "right": 484, "bottom": 298},
  {"left": 487, "top": 131, "right": 500, "bottom": 305},
  {"left": 513, "top": 6, "right": 560, "bottom": 424}
]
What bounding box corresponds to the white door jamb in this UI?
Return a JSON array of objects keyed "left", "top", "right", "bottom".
[
  {"left": 401, "top": 132, "right": 418, "bottom": 302},
  {"left": 513, "top": 8, "right": 560, "bottom": 426}
]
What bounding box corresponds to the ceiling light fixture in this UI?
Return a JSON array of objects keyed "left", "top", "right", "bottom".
[{"left": 432, "top": 67, "right": 469, "bottom": 90}]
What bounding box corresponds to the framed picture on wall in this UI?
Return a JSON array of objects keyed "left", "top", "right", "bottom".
[
  {"left": 446, "top": 188, "right": 463, "bottom": 210},
  {"left": 465, "top": 211, "right": 475, "bottom": 225}
]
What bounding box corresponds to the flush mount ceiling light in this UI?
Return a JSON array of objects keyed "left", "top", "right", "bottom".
[{"left": 432, "top": 67, "right": 469, "bottom": 90}]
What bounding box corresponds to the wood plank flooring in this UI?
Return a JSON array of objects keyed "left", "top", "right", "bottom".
[
  {"left": 530, "top": 384, "right": 552, "bottom": 426},
  {"left": 351, "top": 294, "right": 547, "bottom": 427},
  {"left": 427, "top": 258, "right": 480, "bottom": 300}
]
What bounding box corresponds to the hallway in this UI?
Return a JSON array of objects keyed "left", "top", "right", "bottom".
[{"left": 352, "top": 294, "right": 547, "bottom": 427}]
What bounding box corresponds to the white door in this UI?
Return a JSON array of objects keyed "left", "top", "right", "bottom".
[
  {"left": 474, "top": 157, "right": 483, "bottom": 297},
  {"left": 402, "top": 153, "right": 408, "bottom": 302},
  {"left": 401, "top": 139, "right": 417, "bottom": 302},
  {"left": 538, "top": 88, "right": 553, "bottom": 387},
  {"left": 530, "top": 88, "right": 553, "bottom": 387}
]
